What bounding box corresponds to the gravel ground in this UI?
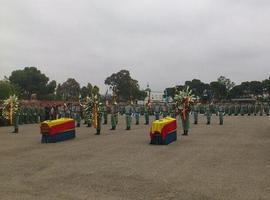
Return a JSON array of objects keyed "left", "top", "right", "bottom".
[{"left": 0, "top": 115, "right": 269, "bottom": 200}]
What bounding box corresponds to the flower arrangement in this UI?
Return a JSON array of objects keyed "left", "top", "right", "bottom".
[
  {"left": 174, "top": 86, "right": 195, "bottom": 119},
  {"left": 2, "top": 95, "right": 19, "bottom": 124}
]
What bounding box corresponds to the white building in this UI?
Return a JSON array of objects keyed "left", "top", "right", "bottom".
[{"left": 139, "top": 91, "right": 165, "bottom": 104}]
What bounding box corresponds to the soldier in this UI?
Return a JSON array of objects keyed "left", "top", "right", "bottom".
[
  {"left": 193, "top": 104, "right": 199, "bottom": 124},
  {"left": 30, "top": 105, "right": 35, "bottom": 123},
  {"left": 264, "top": 103, "right": 269, "bottom": 116},
  {"left": 154, "top": 104, "right": 160, "bottom": 120},
  {"left": 250, "top": 104, "right": 255, "bottom": 115},
  {"left": 177, "top": 99, "right": 192, "bottom": 136},
  {"left": 214, "top": 104, "right": 219, "bottom": 116},
  {"left": 240, "top": 104, "right": 245, "bottom": 116},
  {"left": 110, "top": 102, "right": 117, "bottom": 130},
  {"left": 34, "top": 105, "right": 39, "bottom": 123},
  {"left": 58, "top": 105, "right": 64, "bottom": 118},
  {"left": 134, "top": 103, "right": 140, "bottom": 125},
  {"left": 247, "top": 104, "right": 251, "bottom": 116},
  {"left": 254, "top": 104, "right": 258, "bottom": 116},
  {"left": 115, "top": 105, "right": 119, "bottom": 125},
  {"left": 39, "top": 105, "right": 45, "bottom": 122},
  {"left": 205, "top": 105, "right": 212, "bottom": 125},
  {"left": 75, "top": 105, "right": 81, "bottom": 127},
  {"left": 125, "top": 101, "right": 133, "bottom": 130},
  {"left": 162, "top": 104, "right": 168, "bottom": 118},
  {"left": 103, "top": 104, "right": 108, "bottom": 125},
  {"left": 259, "top": 103, "right": 263, "bottom": 116},
  {"left": 224, "top": 104, "right": 229, "bottom": 116},
  {"left": 84, "top": 97, "right": 92, "bottom": 127},
  {"left": 144, "top": 102, "right": 151, "bottom": 125},
  {"left": 218, "top": 105, "right": 225, "bottom": 125},
  {"left": 234, "top": 104, "right": 239, "bottom": 116},
  {"left": 95, "top": 103, "right": 103, "bottom": 135},
  {"left": 19, "top": 104, "right": 24, "bottom": 125},
  {"left": 228, "top": 105, "right": 233, "bottom": 116}
]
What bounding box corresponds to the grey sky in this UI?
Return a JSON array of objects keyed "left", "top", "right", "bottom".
[{"left": 1, "top": 0, "right": 269, "bottom": 93}]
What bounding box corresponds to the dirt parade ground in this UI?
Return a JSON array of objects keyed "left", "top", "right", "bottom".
[{"left": 0, "top": 115, "right": 269, "bottom": 200}]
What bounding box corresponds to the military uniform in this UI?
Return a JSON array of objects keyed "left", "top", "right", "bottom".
[
  {"left": 103, "top": 105, "right": 108, "bottom": 125},
  {"left": 254, "top": 104, "right": 258, "bottom": 116},
  {"left": 205, "top": 106, "right": 212, "bottom": 125},
  {"left": 134, "top": 105, "right": 140, "bottom": 125},
  {"left": 19, "top": 107, "right": 24, "bottom": 125},
  {"left": 247, "top": 104, "right": 251, "bottom": 116},
  {"left": 144, "top": 104, "right": 150, "bottom": 125},
  {"left": 75, "top": 106, "right": 81, "bottom": 127},
  {"left": 95, "top": 104, "right": 103, "bottom": 135},
  {"left": 110, "top": 104, "right": 117, "bottom": 130},
  {"left": 154, "top": 105, "right": 160, "bottom": 120},
  {"left": 180, "top": 110, "right": 190, "bottom": 135},
  {"left": 218, "top": 106, "right": 224, "bottom": 125},
  {"left": 125, "top": 103, "right": 133, "bottom": 130},
  {"left": 193, "top": 105, "right": 199, "bottom": 124},
  {"left": 240, "top": 105, "right": 245, "bottom": 116},
  {"left": 162, "top": 104, "right": 168, "bottom": 118},
  {"left": 264, "top": 104, "right": 269, "bottom": 116},
  {"left": 259, "top": 104, "right": 263, "bottom": 116}
]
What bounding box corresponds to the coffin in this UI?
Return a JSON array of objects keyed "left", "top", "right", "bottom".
[
  {"left": 150, "top": 117, "right": 177, "bottom": 145},
  {"left": 40, "top": 118, "right": 75, "bottom": 143}
]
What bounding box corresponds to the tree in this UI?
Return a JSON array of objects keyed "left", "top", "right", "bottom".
[
  {"left": 39, "top": 80, "right": 57, "bottom": 100},
  {"left": 217, "top": 76, "right": 235, "bottom": 91},
  {"left": 185, "top": 79, "right": 209, "bottom": 98},
  {"left": 228, "top": 85, "right": 245, "bottom": 99},
  {"left": 249, "top": 81, "right": 263, "bottom": 97},
  {"left": 0, "top": 80, "right": 20, "bottom": 99},
  {"left": 56, "top": 78, "right": 80, "bottom": 101},
  {"left": 105, "top": 69, "right": 146, "bottom": 101},
  {"left": 210, "top": 81, "right": 227, "bottom": 100},
  {"left": 80, "top": 83, "right": 93, "bottom": 99},
  {"left": 9, "top": 67, "right": 48, "bottom": 98},
  {"left": 262, "top": 79, "right": 270, "bottom": 96},
  {"left": 9, "top": 67, "right": 56, "bottom": 99}
]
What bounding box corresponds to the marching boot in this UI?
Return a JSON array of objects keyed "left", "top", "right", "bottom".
[
  {"left": 186, "top": 130, "right": 188, "bottom": 135},
  {"left": 12, "top": 128, "right": 18, "bottom": 133},
  {"left": 95, "top": 129, "right": 100, "bottom": 135},
  {"left": 77, "top": 123, "right": 80, "bottom": 127},
  {"left": 110, "top": 126, "right": 116, "bottom": 130},
  {"left": 126, "top": 127, "right": 130, "bottom": 130}
]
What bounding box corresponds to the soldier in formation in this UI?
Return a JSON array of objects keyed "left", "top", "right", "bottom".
[
  {"left": 125, "top": 101, "right": 133, "bottom": 130},
  {"left": 205, "top": 105, "right": 212, "bottom": 125}
]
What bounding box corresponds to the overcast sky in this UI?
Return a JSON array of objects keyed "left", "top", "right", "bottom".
[{"left": 0, "top": 0, "right": 269, "bottom": 93}]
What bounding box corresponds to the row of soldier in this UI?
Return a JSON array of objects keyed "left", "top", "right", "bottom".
[{"left": 2, "top": 101, "right": 270, "bottom": 134}]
